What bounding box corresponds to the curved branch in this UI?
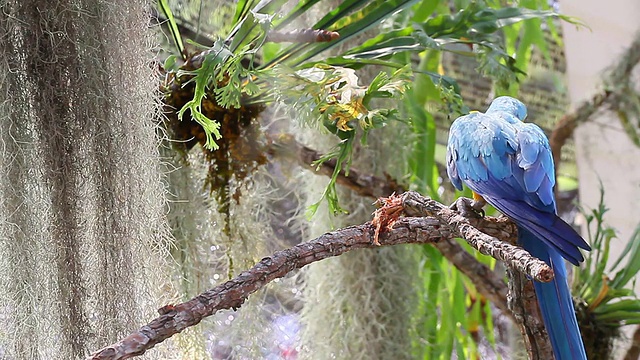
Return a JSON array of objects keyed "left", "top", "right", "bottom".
[
  {"left": 89, "top": 191, "right": 552, "bottom": 360},
  {"left": 81, "top": 217, "right": 452, "bottom": 359},
  {"left": 269, "top": 136, "right": 533, "bottom": 319},
  {"left": 549, "top": 89, "right": 611, "bottom": 175},
  {"left": 392, "top": 195, "right": 555, "bottom": 357}
]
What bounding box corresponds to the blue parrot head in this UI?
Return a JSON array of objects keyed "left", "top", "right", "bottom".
[{"left": 486, "top": 96, "right": 528, "bottom": 122}]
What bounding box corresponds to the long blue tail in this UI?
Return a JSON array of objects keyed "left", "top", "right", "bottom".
[{"left": 518, "top": 227, "right": 587, "bottom": 360}]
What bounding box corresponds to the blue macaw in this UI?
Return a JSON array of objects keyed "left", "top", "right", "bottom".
[{"left": 446, "top": 96, "right": 590, "bottom": 359}]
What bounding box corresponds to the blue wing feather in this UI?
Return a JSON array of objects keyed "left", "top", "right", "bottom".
[
  {"left": 478, "top": 189, "right": 588, "bottom": 265},
  {"left": 537, "top": 176, "right": 555, "bottom": 206},
  {"left": 518, "top": 126, "right": 542, "bottom": 166},
  {"left": 523, "top": 161, "right": 546, "bottom": 194}
]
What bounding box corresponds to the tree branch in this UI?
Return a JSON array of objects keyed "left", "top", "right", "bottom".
[
  {"left": 398, "top": 191, "right": 553, "bottom": 358},
  {"left": 396, "top": 191, "right": 553, "bottom": 283},
  {"left": 266, "top": 29, "right": 340, "bottom": 43},
  {"left": 507, "top": 267, "right": 554, "bottom": 359},
  {"left": 549, "top": 89, "right": 611, "bottom": 176},
  {"left": 269, "top": 136, "right": 518, "bottom": 318},
  {"left": 549, "top": 30, "right": 640, "bottom": 175},
  {"left": 268, "top": 134, "right": 406, "bottom": 199},
  {"left": 375, "top": 194, "right": 554, "bottom": 358},
  {"left": 89, "top": 191, "right": 552, "bottom": 359},
  {"left": 269, "top": 137, "right": 556, "bottom": 354}
]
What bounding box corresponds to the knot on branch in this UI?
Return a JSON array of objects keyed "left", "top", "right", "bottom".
[{"left": 372, "top": 193, "right": 404, "bottom": 245}]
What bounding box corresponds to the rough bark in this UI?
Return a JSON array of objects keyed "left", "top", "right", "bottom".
[{"left": 507, "top": 267, "right": 554, "bottom": 360}]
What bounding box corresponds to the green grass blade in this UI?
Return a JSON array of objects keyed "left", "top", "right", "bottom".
[
  {"left": 594, "top": 310, "right": 640, "bottom": 323},
  {"left": 262, "top": 0, "right": 375, "bottom": 68},
  {"left": 421, "top": 245, "right": 443, "bottom": 359},
  {"left": 343, "top": 27, "right": 416, "bottom": 54},
  {"left": 593, "top": 299, "right": 640, "bottom": 314},
  {"left": 232, "top": 0, "right": 256, "bottom": 25},
  {"left": 411, "top": 0, "right": 439, "bottom": 23},
  {"left": 228, "top": 0, "right": 287, "bottom": 49}
]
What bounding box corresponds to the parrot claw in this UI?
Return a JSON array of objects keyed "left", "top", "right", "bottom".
[{"left": 450, "top": 197, "right": 486, "bottom": 219}]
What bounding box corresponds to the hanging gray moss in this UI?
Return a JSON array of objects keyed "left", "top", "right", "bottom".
[
  {"left": 297, "top": 118, "right": 422, "bottom": 360},
  {"left": 0, "top": 1, "right": 175, "bottom": 358}
]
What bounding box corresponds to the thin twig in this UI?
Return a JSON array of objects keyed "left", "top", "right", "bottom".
[
  {"left": 266, "top": 29, "right": 339, "bottom": 43},
  {"left": 549, "top": 89, "right": 611, "bottom": 175}
]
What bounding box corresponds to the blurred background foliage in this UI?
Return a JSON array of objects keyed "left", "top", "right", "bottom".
[{"left": 154, "top": 0, "right": 640, "bottom": 359}]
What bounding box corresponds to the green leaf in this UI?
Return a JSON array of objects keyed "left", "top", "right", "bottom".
[
  {"left": 163, "top": 54, "right": 179, "bottom": 72},
  {"left": 263, "top": 0, "right": 381, "bottom": 69},
  {"left": 306, "top": 135, "right": 355, "bottom": 217},
  {"left": 273, "top": 0, "right": 323, "bottom": 30},
  {"left": 319, "top": 56, "right": 412, "bottom": 69},
  {"left": 158, "top": 0, "right": 185, "bottom": 58},
  {"left": 363, "top": 67, "right": 411, "bottom": 105},
  {"left": 411, "top": 0, "right": 439, "bottom": 23},
  {"left": 346, "top": 27, "right": 415, "bottom": 55},
  {"left": 260, "top": 42, "right": 282, "bottom": 63},
  {"left": 314, "top": 0, "right": 374, "bottom": 30},
  {"left": 286, "top": 0, "right": 419, "bottom": 67},
  {"left": 594, "top": 299, "right": 640, "bottom": 315},
  {"left": 241, "top": 0, "right": 287, "bottom": 21},
  {"left": 176, "top": 41, "right": 234, "bottom": 149},
  {"left": 572, "top": 185, "right": 640, "bottom": 332},
  {"left": 232, "top": 0, "right": 257, "bottom": 25},
  {"left": 595, "top": 310, "right": 640, "bottom": 323},
  {"left": 610, "top": 224, "right": 640, "bottom": 289},
  {"left": 228, "top": 10, "right": 274, "bottom": 53},
  {"left": 406, "top": 49, "right": 442, "bottom": 200},
  {"left": 420, "top": 245, "right": 444, "bottom": 358},
  {"left": 344, "top": 36, "right": 427, "bottom": 60}
]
